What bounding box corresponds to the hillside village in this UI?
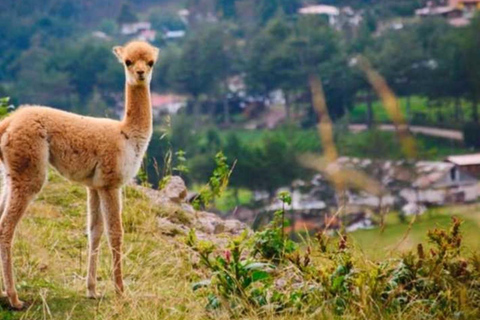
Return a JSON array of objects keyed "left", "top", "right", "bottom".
[{"left": 228, "top": 153, "right": 480, "bottom": 233}]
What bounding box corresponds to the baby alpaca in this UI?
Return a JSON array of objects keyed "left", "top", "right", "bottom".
[{"left": 0, "top": 41, "right": 159, "bottom": 309}]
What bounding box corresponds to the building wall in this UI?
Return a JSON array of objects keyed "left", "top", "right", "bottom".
[
  {"left": 459, "top": 165, "right": 480, "bottom": 178},
  {"left": 400, "top": 184, "right": 479, "bottom": 205},
  {"left": 450, "top": 0, "right": 480, "bottom": 9}
]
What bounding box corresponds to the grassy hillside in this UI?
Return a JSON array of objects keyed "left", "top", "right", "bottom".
[
  {"left": 0, "top": 171, "right": 479, "bottom": 319},
  {"left": 0, "top": 172, "right": 205, "bottom": 320}
]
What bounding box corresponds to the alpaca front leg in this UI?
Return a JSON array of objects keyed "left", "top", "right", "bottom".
[
  {"left": 98, "top": 188, "right": 124, "bottom": 295},
  {"left": 86, "top": 188, "right": 103, "bottom": 299}
]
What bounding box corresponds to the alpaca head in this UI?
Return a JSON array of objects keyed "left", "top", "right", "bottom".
[{"left": 113, "top": 41, "right": 159, "bottom": 86}]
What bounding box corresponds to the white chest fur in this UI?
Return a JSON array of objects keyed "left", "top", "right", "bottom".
[{"left": 120, "top": 135, "right": 150, "bottom": 182}]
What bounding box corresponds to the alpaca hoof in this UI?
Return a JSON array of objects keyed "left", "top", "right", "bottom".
[
  {"left": 115, "top": 284, "right": 124, "bottom": 297},
  {"left": 87, "top": 291, "right": 101, "bottom": 299},
  {"left": 10, "top": 299, "right": 25, "bottom": 310}
]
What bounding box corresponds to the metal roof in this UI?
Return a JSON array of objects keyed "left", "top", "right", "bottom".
[
  {"left": 299, "top": 5, "right": 340, "bottom": 16},
  {"left": 446, "top": 154, "right": 480, "bottom": 166}
]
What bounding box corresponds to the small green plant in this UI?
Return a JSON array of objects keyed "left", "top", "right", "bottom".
[
  {"left": 252, "top": 191, "right": 297, "bottom": 263},
  {"left": 187, "top": 229, "right": 274, "bottom": 313},
  {"left": 193, "top": 151, "right": 231, "bottom": 210},
  {"left": 188, "top": 215, "right": 480, "bottom": 318},
  {"left": 0, "top": 97, "right": 14, "bottom": 118},
  {"left": 159, "top": 149, "right": 190, "bottom": 190},
  {"left": 173, "top": 150, "right": 189, "bottom": 175}
]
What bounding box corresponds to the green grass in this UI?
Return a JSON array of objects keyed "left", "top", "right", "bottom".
[
  {"left": 350, "top": 205, "right": 480, "bottom": 260},
  {"left": 0, "top": 171, "right": 205, "bottom": 320},
  {"left": 219, "top": 126, "right": 467, "bottom": 160},
  {"left": 214, "top": 188, "right": 253, "bottom": 212},
  {"left": 350, "top": 95, "right": 476, "bottom": 128},
  {"left": 220, "top": 127, "right": 322, "bottom": 153}
]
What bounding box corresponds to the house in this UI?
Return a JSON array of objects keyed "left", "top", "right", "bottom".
[
  {"left": 416, "top": 0, "right": 479, "bottom": 26},
  {"left": 138, "top": 29, "right": 156, "bottom": 42},
  {"left": 178, "top": 9, "right": 190, "bottom": 25},
  {"left": 91, "top": 31, "right": 110, "bottom": 40},
  {"left": 415, "top": 3, "right": 462, "bottom": 18},
  {"left": 283, "top": 211, "right": 374, "bottom": 234},
  {"left": 401, "top": 161, "right": 479, "bottom": 205},
  {"left": 120, "top": 22, "right": 152, "bottom": 35},
  {"left": 335, "top": 157, "right": 479, "bottom": 206},
  {"left": 299, "top": 5, "right": 340, "bottom": 26},
  {"left": 265, "top": 189, "right": 327, "bottom": 213},
  {"left": 446, "top": 154, "right": 480, "bottom": 176},
  {"left": 164, "top": 30, "right": 186, "bottom": 40},
  {"left": 450, "top": 0, "right": 480, "bottom": 11},
  {"left": 151, "top": 93, "right": 187, "bottom": 117}
]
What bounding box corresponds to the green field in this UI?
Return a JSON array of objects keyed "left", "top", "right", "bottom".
[
  {"left": 350, "top": 96, "right": 476, "bottom": 128},
  {"left": 349, "top": 205, "right": 480, "bottom": 260},
  {"left": 219, "top": 126, "right": 467, "bottom": 160}
]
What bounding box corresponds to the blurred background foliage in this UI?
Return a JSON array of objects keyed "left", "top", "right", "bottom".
[{"left": 0, "top": 0, "right": 479, "bottom": 205}]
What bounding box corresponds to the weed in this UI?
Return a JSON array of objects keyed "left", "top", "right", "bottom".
[
  {"left": 188, "top": 214, "right": 480, "bottom": 318},
  {"left": 192, "top": 151, "right": 232, "bottom": 210}
]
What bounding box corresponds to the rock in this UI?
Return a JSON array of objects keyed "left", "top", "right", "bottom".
[
  {"left": 402, "top": 202, "right": 427, "bottom": 216},
  {"left": 181, "top": 203, "right": 195, "bottom": 215},
  {"left": 163, "top": 176, "right": 187, "bottom": 203},
  {"left": 157, "top": 217, "right": 188, "bottom": 236},
  {"left": 196, "top": 211, "right": 223, "bottom": 234},
  {"left": 135, "top": 176, "right": 251, "bottom": 241},
  {"left": 223, "top": 219, "right": 247, "bottom": 235}
]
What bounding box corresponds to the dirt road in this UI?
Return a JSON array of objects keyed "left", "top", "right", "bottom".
[{"left": 349, "top": 124, "right": 463, "bottom": 141}]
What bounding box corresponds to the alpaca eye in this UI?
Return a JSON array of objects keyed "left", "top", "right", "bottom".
[
  {"left": 125, "top": 60, "right": 132, "bottom": 67},
  {"left": 148, "top": 61, "right": 154, "bottom": 67}
]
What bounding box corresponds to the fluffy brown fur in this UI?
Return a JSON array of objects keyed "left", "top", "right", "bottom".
[{"left": 0, "top": 41, "right": 159, "bottom": 309}]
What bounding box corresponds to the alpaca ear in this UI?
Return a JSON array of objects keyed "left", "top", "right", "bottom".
[
  {"left": 112, "top": 46, "right": 124, "bottom": 63},
  {"left": 153, "top": 47, "right": 160, "bottom": 62}
]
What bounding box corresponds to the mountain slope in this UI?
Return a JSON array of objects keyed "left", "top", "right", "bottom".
[{"left": 0, "top": 172, "right": 211, "bottom": 319}]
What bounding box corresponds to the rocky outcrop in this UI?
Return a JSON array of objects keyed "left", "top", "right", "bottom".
[{"left": 135, "top": 176, "right": 250, "bottom": 243}]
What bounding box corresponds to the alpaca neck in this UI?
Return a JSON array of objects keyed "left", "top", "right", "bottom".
[{"left": 122, "top": 83, "right": 152, "bottom": 134}]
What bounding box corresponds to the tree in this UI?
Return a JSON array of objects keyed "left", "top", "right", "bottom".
[
  {"left": 158, "top": 26, "right": 232, "bottom": 126},
  {"left": 348, "top": 11, "right": 377, "bottom": 127},
  {"left": 246, "top": 19, "right": 301, "bottom": 120},
  {"left": 368, "top": 27, "right": 427, "bottom": 122},
  {"left": 215, "top": 0, "right": 237, "bottom": 19},
  {"left": 247, "top": 17, "right": 353, "bottom": 123},
  {"left": 117, "top": 3, "right": 138, "bottom": 25},
  {"left": 59, "top": 42, "right": 112, "bottom": 103},
  {"left": 461, "top": 15, "right": 480, "bottom": 123},
  {"left": 12, "top": 47, "right": 77, "bottom": 110},
  {"left": 149, "top": 9, "right": 186, "bottom": 31},
  {"left": 224, "top": 133, "right": 300, "bottom": 197},
  {"left": 256, "top": 0, "right": 301, "bottom": 24}
]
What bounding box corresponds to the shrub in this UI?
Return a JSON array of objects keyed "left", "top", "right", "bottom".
[
  {"left": 187, "top": 215, "right": 480, "bottom": 318},
  {"left": 463, "top": 122, "right": 480, "bottom": 148}
]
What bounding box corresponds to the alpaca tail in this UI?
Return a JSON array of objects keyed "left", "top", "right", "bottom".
[{"left": 0, "top": 116, "right": 11, "bottom": 163}]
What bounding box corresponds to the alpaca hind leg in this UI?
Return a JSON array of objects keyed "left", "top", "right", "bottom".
[
  {"left": 0, "top": 184, "right": 37, "bottom": 309},
  {"left": 0, "top": 181, "right": 9, "bottom": 298},
  {"left": 0, "top": 132, "right": 48, "bottom": 309},
  {"left": 86, "top": 188, "right": 104, "bottom": 298}
]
